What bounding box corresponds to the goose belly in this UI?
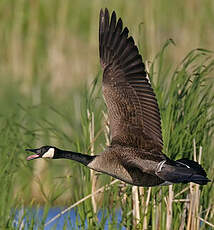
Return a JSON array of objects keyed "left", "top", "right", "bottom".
[{"left": 88, "top": 158, "right": 164, "bottom": 187}]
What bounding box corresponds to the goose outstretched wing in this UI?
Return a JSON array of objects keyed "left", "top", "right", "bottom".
[{"left": 99, "top": 9, "right": 163, "bottom": 152}]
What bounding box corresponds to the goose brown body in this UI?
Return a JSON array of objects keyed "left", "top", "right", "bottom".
[
  {"left": 26, "top": 8, "right": 210, "bottom": 187},
  {"left": 88, "top": 146, "right": 166, "bottom": 187}
]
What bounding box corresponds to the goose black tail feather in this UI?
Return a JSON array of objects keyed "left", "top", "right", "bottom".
[
  {"left": 174, "top": 158, "right": 210, "bottom": 185},
  {"left": 157, "top": 158, "right": 210, "bottom": 185},
  {"left": 176, "top": 158, "right": 206, "bottom": 176}
]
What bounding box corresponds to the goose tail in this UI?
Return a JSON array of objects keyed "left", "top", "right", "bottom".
[
  {"left": 174, "top": 158, "right": 210, "bottom": 185},
  {"left": 157, "top": 158, "right": 211, "bottom": 185}
]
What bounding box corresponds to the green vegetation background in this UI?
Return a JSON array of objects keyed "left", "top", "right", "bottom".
[{"left": 0, "top": 0, "right": 213, "bottom": 229}]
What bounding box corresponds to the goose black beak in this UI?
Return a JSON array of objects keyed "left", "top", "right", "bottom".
[{"left": 26, "top": 148, "right": 40, "bottom": 161}]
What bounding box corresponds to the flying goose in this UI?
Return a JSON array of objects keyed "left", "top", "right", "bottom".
[{"left": 26, "top": 8, "right": 210, "bottom": 187}]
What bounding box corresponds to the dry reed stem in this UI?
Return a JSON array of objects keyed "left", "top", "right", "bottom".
[
  {"left": 87, "top": 126, "right": 104, "bottom": 153},
  {"left": 187, "top": 186, "right": 193, "bottom": 230},
  {"left": 174, "top": 186, "right": 190, "bottom": 198},
  {"left": 87, "top": 110, "right": 98, "bottom": 213},
  {"left": 139, "top": 187, "right": 144, "bottom": 201},
  {"left": 173, "top": 199, "right": 190, "bottom": 203},
  {"left": 195, "top": 146, "right": 202, "bottom": 229},
  {"left": 203, "top": 204, "right": 212, "bottom": 225},
  {"left": 143, "top": 187, "right": 151, "bottom": 230},
  {"left": 211, "top": 204, "right": 214, "bottom": 219},
  {"left": 197, "top": 216, "right": 214, "bottom": 228},
  {"left": 187, "top": 140, "right": 201, "bottom": 230},
  {"left": 186, "top": 140, "right": 194, "bottom": 230},
  {"left": 193, "top": 142, "right": 201, "bottom": 229},
  {"left": 166, "top": 185, "right": 173, "bottom": 230},
  {"left": 156, "top": 189, "right": 162, "bottom": 229},
  {"left": 153, "top": 194, "right": 157, "bottom": 230},
  {"left": 139, "top": 187, "right": 145, "bottom": 228},
  {"left": 179, "top": 196, "right": 188, "bottom": 230},
  {"left": 132, "top": 186, "right": 140, "bottom": 227},
  {"left": 45, "top": 179, "right": 119, "bottom": 227},
  {"left": 139, "top": 187, "right": 145, "bottom": 215},
  {"left": 102, "top": 111, "right": 110, "bottom": 146}
]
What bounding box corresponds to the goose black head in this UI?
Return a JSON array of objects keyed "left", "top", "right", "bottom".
[{"left": 26, "top": 146, "right": 56, "bottom": 160}]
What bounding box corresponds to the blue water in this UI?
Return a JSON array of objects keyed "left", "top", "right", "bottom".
[{"left": 13, "top": 207, "right": 125, "bottom": 229}]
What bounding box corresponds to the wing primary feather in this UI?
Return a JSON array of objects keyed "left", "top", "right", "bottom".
[
  {"left": 111, "top": 18, "right": 123, "bottom": 52},
  {"left": 107, "top": 11, "right": 116, "bottom": 48}
]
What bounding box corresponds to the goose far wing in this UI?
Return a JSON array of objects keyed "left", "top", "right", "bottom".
[{"left": 99, "top": 9, "right": 163, "bottom": 152}]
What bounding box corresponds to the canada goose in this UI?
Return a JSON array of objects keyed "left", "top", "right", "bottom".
[{"left": 26, "top": 8, "right": 210, "bottom": 187}]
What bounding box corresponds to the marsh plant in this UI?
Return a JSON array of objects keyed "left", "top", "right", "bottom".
[{"left": 0, "top": 0, "right": 213, "bottom": 229}]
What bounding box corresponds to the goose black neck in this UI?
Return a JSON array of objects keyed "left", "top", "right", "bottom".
[{"left": 54, "top": 148, "right": 95, "bottom": 166}]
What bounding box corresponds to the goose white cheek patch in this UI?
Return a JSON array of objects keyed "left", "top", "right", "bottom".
[{"left": 42, "top": 148, "right": 55, "bottom": 158}]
